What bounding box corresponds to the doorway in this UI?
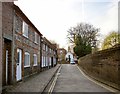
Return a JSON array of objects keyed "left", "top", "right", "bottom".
[
  {"left": 3, "top": 39, "right": 12, "bottom": 85},
  {"left": 68, "top": 55, "right": 71, "bottom": 62},
  {"left": 16, "top": 49, "right": 22, "bottom": 81},
  {"left": 51, "top": 57, "right": 53, "bottom": 67}
]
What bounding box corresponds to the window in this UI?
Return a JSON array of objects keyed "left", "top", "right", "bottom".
[
  {"left": 33, "top": 54, "right": 37, "bottom": 66},
  {"left": 24, "top": 52, "right": 30, "bottom": 67},
  {"left": 43, "top": 44, "right": 45, "bottom": 50},
  {"left": 35, "top": 32, "right": 38, "bottom": 43},
  {"left": 22, "top": 21, "right": 28, "bottom": 38},
  {"left": 46, "top": 46, "right": 48, "bottom": 52}
]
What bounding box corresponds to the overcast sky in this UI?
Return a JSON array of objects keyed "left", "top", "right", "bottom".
[{"left": 14, "top": 0, "right": 118, "bottom": 49}]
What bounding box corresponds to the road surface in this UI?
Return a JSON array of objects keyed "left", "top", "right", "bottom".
[{"left": 52, "top": 64, "right": 114, "bottom": 93}]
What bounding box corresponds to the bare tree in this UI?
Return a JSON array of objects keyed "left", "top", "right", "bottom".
[{"left": 67, "top": 23, "right": 100, "bottom": 48}]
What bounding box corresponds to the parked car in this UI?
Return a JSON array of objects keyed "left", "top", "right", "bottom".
[
  {"left": 74, "top": 59, "right": 78, "bottom": 64},
  {"left": 70, "top": 60, "right": 75, "bottom": 64}
]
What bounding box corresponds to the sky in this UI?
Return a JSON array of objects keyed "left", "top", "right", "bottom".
[{"left": 14, "top": 0, "right": 119, "bottom": 50}]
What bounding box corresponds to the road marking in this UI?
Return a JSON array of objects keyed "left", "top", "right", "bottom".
[
  {"left": 48, "top": 65, "right": 62, "bottom": 94},
  {"left": 77, "top": 65, "right": 118, "bottom": 92}
]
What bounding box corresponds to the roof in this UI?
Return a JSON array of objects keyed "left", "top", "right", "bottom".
[
  {"left": 57, "top": 48, "right": 66, "bottom": 50},
  {"left": 13, "top": 4, "right": 42, "bottom": 36},
  {"left": 42, "top": 37, "right": 57, "bottom": 49}
]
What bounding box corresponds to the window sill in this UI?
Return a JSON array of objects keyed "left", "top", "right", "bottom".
[
  {"left": 33, "top": 64, "right": 37, "bottom": 66},
  {"left": 34, "top": 41, "right": 38, "bottom": 44},
  {"left": 23, "top": 34, "right": 28, "bottom": 38},
  {"left": 24, "top": 65, "right": 30, "bottom": 68}
]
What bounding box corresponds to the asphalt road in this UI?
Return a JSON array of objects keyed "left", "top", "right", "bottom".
[{"left": 53, "top": 64, "right": 114, "bottom": 93}]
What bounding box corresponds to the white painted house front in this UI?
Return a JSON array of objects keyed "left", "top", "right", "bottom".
[{"left": 65, "top": 52, "right": 75, "bottom": 64}]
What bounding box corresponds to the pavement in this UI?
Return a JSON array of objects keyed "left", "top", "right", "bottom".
[
  {"left": 53, "top": 64, "right": 115, "bottom": 93},
  {"left": 3, "top": 64, "right": 60, "bottom": 93}
]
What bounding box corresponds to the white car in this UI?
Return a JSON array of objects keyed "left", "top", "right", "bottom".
[{"left": 70, "top": 60, "right": 75, "bottom": 64}]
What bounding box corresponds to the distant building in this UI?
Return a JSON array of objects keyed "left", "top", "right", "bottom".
[
  {"left": 65, "top": 46, "right": 77, "bottom": 64},
  {"left": 65, "top": 52, "right": 75, "bottom": 64},
  {"left": 41, "top": 37, "right": 57, "bottom": 69},
  {"left": 68, "top": 44, "right": 75, "bottom": 53},
  {"left": 57, "top": 48, "right": 67, "bottom": 63}
]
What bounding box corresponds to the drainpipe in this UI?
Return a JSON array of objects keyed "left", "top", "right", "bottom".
[
  {"left": 11, "top": 8, "right": 15, "bottom": 84},
  {"left": 40, "top": 37, "right": 43, "bottom": 71}
]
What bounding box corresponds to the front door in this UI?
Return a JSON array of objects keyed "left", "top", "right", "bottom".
[
  {"left": 68, "top": 55, "right": 71, "bottom": 63},
  {"left": 16, "top": 49, "right": 22, "bottom": 81},
  {"left": 51, "top": 57, "right": 53, "bottom": 67}
]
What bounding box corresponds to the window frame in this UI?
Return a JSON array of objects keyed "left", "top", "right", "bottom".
[
  {"left": 24, "top": 52, "right": 30, "bottom": 68},
  {"left": 33, "top": 54, "right": 37, "bottom": 66},
  {"left": 22, "top": 21, "right": 28, "bottom": 38},
  {"left": 34, "top": 32, "right": 38, "bottom": 44}
]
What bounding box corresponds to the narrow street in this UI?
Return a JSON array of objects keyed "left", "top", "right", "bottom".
[
  {"left": 4, "top": 64, "right": 118, "bottom": 93},
  {"left": 50, "top": 64, "right": 115, "bottom": 93}
]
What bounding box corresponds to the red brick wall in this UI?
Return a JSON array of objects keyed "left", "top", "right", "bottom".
[
  {"left": 2, "top": 2, "right": 14, "bottom": 39},
  {"left": 2, "top": 2, "right": 14, "bottom": 86}
]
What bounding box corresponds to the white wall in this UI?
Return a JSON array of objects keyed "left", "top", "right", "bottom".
[{"left": 65, "top": 52, "right": 74, "bottom": 64}]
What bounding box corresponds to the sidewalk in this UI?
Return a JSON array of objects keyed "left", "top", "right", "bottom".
[{"left": 3, "top": 64, "right": 60, "bottom": 93}]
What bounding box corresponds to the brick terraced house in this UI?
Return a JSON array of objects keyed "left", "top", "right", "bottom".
[
  {"left": 13, "top": 5, "right": 42, "bottom": 81},
  {"left": 2, "top": 2, "right": 58, "bottom": 87},
  {"left": 41, "top": 37, "right": 57, "bottom": 70}
]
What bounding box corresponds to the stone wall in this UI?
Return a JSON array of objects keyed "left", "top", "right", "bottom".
[{"left": 78, "top": 45, "right": 120, "bottom": 90}]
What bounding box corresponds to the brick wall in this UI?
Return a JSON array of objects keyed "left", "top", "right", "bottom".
[
  {"left": 78, "top": 45, "right": 120, "bottom": 90},
  {"left": 41, "top": 37, "right": 57, "bottom": 69},
  {"left": 2, "top": 39, "right": 12, "bottom": 86},
  {"left": 13, "top": 12, "right": 41, "bottom": 79},
  {"left": 2, "top": 2, "right": 13, "bottom": 40},
  {"left": 2, "top": 3, "right": 57, "bottom": 86},
  {"left": 2, "top": 2, "right": 14, "bottom": 86}
]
